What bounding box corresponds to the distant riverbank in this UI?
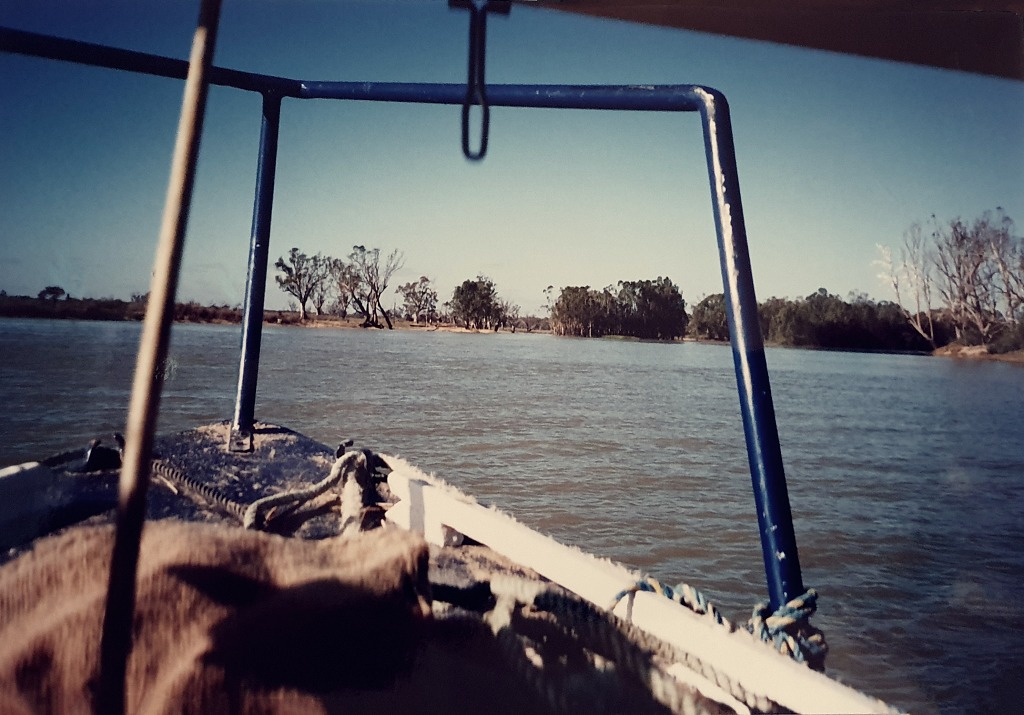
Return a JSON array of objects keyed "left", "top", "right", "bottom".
[
  {"left": 3, "top": 295, "right": 1022, "bottom": 363},
  {"left": 0, "top": 294, "right": 252, "bottom": 325},
  {"left": 0, "top": 295, "right": 541, "bottom": 335}
]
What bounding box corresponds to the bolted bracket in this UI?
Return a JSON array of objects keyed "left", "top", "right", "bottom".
[{"left": 228, "top": 426, "right": 253, "bottom": 453}]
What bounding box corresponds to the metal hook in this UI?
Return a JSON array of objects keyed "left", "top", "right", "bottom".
[{"left": 450, "top": 0, "right": 509, "bottom": 161}]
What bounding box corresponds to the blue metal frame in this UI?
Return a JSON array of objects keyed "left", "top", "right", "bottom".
[
  {"left": 1, "top": 26, "right": 803, "bottom": 609},
  {"left": 230, "top": 92, "right": 281, "bottom": 451}
]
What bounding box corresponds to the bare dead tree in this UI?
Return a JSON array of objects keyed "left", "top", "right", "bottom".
[
  {"left": 878, "top": 224, "right": 938, "bottom": 348},
  {"left": 932, "top": 216, "right": 1002, "bottom": 344},
  {"left": 883, "top": 210, "right": 1024, "bottom": 348},
  {"left": 349, "top": 246, "right": 404, "bottom": 329},
  {"left": 500, "top": 300, "right": 521, "bottom": 332},
  {"left": 984, "top": 208, "right": 1024, "bottom": 326}
]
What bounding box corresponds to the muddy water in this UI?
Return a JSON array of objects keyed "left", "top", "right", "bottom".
[{"left": 2, "top": 317, "right": 1022, "bottom": 714}]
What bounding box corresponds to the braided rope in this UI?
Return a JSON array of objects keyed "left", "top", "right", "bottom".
[
  {"left": 242, "top": 451, "right": 360, "bottom": 529},
  {"left": 546, "top": 585, "right": 774, "bottom": 713},
  {"left": 534, "top": 591, "right": 707, "bottom": 713},
  {"left": 610, "top": 569, "right": 827, "bottom": 671},
  {"left": 480, "top": 577, "right": 768, "bottom": 714},
  {"left": 610, "top": 576, "right": 733, "bottom": 630},
  {"left": 746, "top": 589, "right": 828, "bottom": 670},
  {"left": 612, "top": 576, "right": 827, "bottom": 673},
  {"left": 482, "top": 583, "right": 577, "bottom": 713}
]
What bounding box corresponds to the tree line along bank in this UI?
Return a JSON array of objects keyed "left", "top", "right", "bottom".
[
  {"left": 3, "top": 282, "right": 1013, "bottom": 355},
  {"left": 274, "top": 205, "right": 1023, "bottom": 354},
  {"left": 273, "top": 245, "right": 696, "bottom": 339},
  {"left": 4, "top": 210, "right": 1020, "bottom": 354}
]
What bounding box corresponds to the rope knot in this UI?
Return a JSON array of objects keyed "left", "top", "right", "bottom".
[{"left": 747, "top": 589, "right": 828, "bottom": 670}]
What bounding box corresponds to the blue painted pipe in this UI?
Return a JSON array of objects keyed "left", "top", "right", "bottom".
[
  {"left": 298, "top": 80, "right": 709, "bottom": 111},
  {"left": 2, "top": 28, "right": 709, "bottom": 111},
  {"left": 230, "top": 92, "right": 281, "bottom": 450},
  {"left": 696, "top": 89, "right": 804, "bottom": 610},
  {"left": 2, "top": 25, "right": 804, "bottom": 607}
]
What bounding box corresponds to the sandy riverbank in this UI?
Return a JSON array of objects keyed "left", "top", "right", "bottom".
[{"left": 932, "top": 343, "right": 1024, "bottom": 364}]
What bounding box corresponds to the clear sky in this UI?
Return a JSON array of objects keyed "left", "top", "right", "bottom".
[{"left": 2, "top": 0, "right": 1022, "bottom": 315}]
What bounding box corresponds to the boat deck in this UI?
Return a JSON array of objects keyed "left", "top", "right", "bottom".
[
  {"left": 0, "top": 424, "right": 897, "bottom": 714},
  {"left": 9, "top": 422, "right": 546, "bottom": 591},
  {"left": 3, "top": 424, "right": 724, "bottom": 713}
]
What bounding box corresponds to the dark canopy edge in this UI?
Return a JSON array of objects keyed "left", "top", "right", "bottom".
[{"left": 533, "top": 2, "right": 1024, "bottom": 81}]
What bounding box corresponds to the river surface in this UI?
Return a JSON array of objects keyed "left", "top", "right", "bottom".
[{"left": 1, "top": 317, "right": 1022, "bottom": 714}]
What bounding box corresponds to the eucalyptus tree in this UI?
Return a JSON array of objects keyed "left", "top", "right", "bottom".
[
  {"left": 328, "top": 258, "right": 363, "bottom": 321},
  {"left": 309, "top": 260, "right": 333, "bottom": 316},
  {"left": 37, "top": 286, "right": 66, "bottom": 301},
  {"left": 617, "top": 278, "right": 688, "bottom": 340},
  {"left": 349, "top": 245, "right": 404, "bottom": 329},
  {"left": 550, "top": 286, "right": 604, "bottom": 337},
  {"left": 878, "top": 223, "right": 938, "bottom": 348},
  {"left": 274, "top": 247, "right": 328, "bottom": 322},
  {"left": 550, "top": 277, "right": 688, "bottom": 340},
  {"left": 932, "top": 217, "right": 1001, "bottom": 344},
  {"left": 397, "top": 276, "right": 438, "bottom": 324},
  {"left": 500, "top": 300, "right": 521, "bottom": 332},
  {"left": 885, "top": 210, "right": 1022, "bottom": 346},
  {"left": 691, "top": 293, "right": 729, "bottom": 341},
  {"left": 451, "top": 276, "right": 500, "bottom": 329}
]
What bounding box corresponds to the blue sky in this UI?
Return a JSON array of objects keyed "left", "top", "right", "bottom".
[{"left": 1, "top": 0, "right": 1022, "bottom": 315}]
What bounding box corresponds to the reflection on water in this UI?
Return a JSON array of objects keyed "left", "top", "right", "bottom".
[{"left": 1, "top": 317, "right": 1023, "bottom": 714}]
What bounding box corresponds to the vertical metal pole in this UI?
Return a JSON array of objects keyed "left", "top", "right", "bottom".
[
  {"left": 696, "top": 88, "right": 804, "bottom": 611},
  {"left": 230, "top": 92, "right": 281, "bottom": 452}
]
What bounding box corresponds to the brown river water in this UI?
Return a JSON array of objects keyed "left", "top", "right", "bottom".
[{"left": 2, "top": 317, "right": 1023, "bottom": 714}]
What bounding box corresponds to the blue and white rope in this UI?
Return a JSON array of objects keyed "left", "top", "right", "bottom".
[
  {"left": 611, "top": 577, "right": 828, "bottom": 670},
  {"left": 747, "top": 589, "right": 828, "bottom": 669},
  {"left": 609, "top": 576, "right": 733, "bottom": 629}
]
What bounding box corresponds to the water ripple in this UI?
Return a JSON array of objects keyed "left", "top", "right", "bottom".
[{"left": 1, "top": 319, "right": 1022, "bottom": 714}]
